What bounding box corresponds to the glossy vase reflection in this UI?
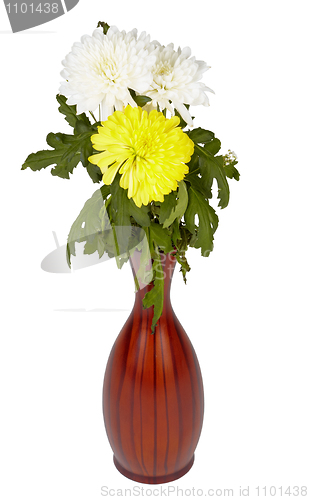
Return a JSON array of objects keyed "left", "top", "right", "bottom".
[{"left": 103, "top": 251, "right": 204, "bottom": 484}]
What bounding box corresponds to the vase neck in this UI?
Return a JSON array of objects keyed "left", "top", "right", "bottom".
[{"left": 130, "top": 250, "right": 176, "bottom": 307}]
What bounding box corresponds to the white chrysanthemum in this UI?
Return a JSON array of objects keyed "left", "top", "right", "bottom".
[
  {"left": 59, "top": 26, "right": 158, "bottom": 120},
  {"left": 144, "top": 43, "right": 214, "bottom": 127}
]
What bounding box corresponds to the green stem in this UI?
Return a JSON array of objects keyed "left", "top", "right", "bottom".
[
  {"left": 89, "top": 111, "right": 96, "bottom": 122},
  {"left": 188, "top": 168, "right": 200, "bottom": 176},
  {"left": 112, "top": 223, "right": 121, "bottom": 269}
]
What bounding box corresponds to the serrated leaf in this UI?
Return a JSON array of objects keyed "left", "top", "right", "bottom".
[
  {"left": 171, "top": 218, "right": 181, "bottom": 244},
  {"left": 129, "top": 199, "right": 151, "bottom": 227},
  {"left": 195, "top": 144, "right": 230, "bottom": 208},
  {"left": 84, "top": 234, "right": 105, "bottom": 258},
  {"left": 149, "top": 222, "right": 174, "bottom": 254},
  {"left": 22, "top": 149, "right": 62, "bottom": 172},
  {"left": 56, "top": 94, "right": 90, "bottom": 129},
  {"left": 175, "top": 249, "right": 191, "bottom": 283},
  {"left": 56, "top": 95, "right": 77, "bottom": 128},
  {"left": 134, "top": 241, "right": 153, "bottom": 290},
  {"left": 204, "top": 137, "right": 221, "bottom": 155},
  {"left": 66, "top": 185, "right": 110, "bottom": 267},
  {"left": 184, "top": 186, "right": 218, "bottom": 256},
  {"left": 74, "top": 118, "right": 92, "bottom": 135},
  {"left": 110, "top": 176, "right": 131, "bottom": 227},
  {"left": 60, "top": 139, "right": 81, "bottom": 163},
  {"left": 110, "top": 176, "right": 132, "bottom": 254},
  {"left": 22, "top": 132, "right": 80, "bottom": 179},
  {"left": 187, "top": 128, "right": 215, "bottom": 144},
  {"left": 224, "top": 163, "right": 240, "bottom": 181},
  {"left": 46, "top": 132, "right": 74, "bottom": 148},
  {"left": 185, "top": 172, "right": 205, "bottom": 195},
  {"left": 188, "top": 151, "right": 200, "bottom": 172},
  {"left": 163, "top": 181, "right": 188, "bottom": 228},
  {"left": 85, "top": 163, "right": 103, "bottom": 183},
  {"left": 79, "top": 134, "right": 93, "bottom": 167},
  {"left": 158, "top": 191, "right": 177, "bottom": 225},
  {"left": 50, "top": 156, "right": 80, "bottom": 179},
  {"left": 79, "top": 132, "right": 103, "bottom": 183}
]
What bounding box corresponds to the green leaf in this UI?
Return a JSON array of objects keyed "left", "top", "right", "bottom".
[
  {"left": 185, "top": 172, "right": 205, "bottom": 195},
  {"left": 79, "top": 128, "right": 103, "bottom": 184},
  {"left": 204, "top": 137, "right": 221, "bottom": 156},
  {"left": 135, "top": 95, "right": 152, "bottom": 107},
  {"left": 184, "top": 186, "right": 218, "bottom": 256},
  {"left": 129, "top": 199, "right": 151, "bottom": 227},
  {"left": 46, "top": 132, "right": 74, "bottom": 148},
  {"left": 184, "top": 153, "right": 206, "bottom": 194},
  {"left": 84, "top": 234, "right": 105, "bottom": 258},
  {"left": 149, "top": 222, "right": 174, "bottom": 254},
  {"left": 110, "top": 177, "right": 131, "bottom": 227},
  {"left": 97, "top": 21, "right": 110, "bottom": 34},
  {"left": 110, "top": 176, "right": 133, "bottom": 255},
  {"left": 187, "top": 128, "right": 215, "bottom": 144},
  {"left": 158, "top": 191, "right": 177, "bottom": 225},
  {"left": 134, "top": 238, "right": 153, "bottom": 290},
  {"left": 79, "top": 135, "right": 94, "bottom": 169},
  {"left": 56, "top": 95, "right": 77, "bottom": 128},
  {"left": 195, "top": 144, "right": 230, "bottom": 208},
  {"left": 22, "top": 132, "right": 80, "bottom": 179},
  {"left": 171, "top": 218, "right": 181, "bottom": 244},
  {"left": 142, "top": 249, "right": 165, "bottom": 334},
  {"left": 175, "top": 249, "right": 191, "bottom": 284},
  {"left": 128, "top": 89, "right": 152, "bottom": 107},
  {"left": 74, "top": 118, "right": 92, "bottom": 135},
  {"left": 21, "top": 121, "right": 102, "bottom": 182},
  {"left": 174, "top": 108, "right": 188, "bottom": 129},
  {"left": 59, "top": 139, "right": 81, "bottom": 163},
  {"left": 224, "top": 163, "right": 240, "bottom": 181},
  {"left": 66, "top": 185, "right": 110, "bottom": 267},
  {"left": 187, "top": 151, "right": 200, "bottom": 172},
  {"left": 56, "top": 94, "right": 91, "bottom": 129},
  {"left": 85, "top": 163, "right": 103, "bottom": 183},
  {"left": 162, "top": 181, "right": 188, "bottom": 228}
]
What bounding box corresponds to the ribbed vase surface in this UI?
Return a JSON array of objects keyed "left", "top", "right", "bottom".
[{"left": 103, "top": 251, "right": 204, "bottom": 484}]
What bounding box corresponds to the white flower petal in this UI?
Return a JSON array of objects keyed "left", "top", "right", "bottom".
[
  {"left": 59, "top": 26, "right": 157, "bottom": 120},
  {"left": 144, "top": 43, "right": 213, "bottom": 125},
  {"left": 174, "top": 101, "right": 194, "bottom": 127}
]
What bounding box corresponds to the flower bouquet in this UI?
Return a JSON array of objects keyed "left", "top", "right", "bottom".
[
  {"left": 22, "top": 21, "right": 239, "bottom": 331},
  {"left": 22, "top": 21, "right": 239, "bottom": 483}
]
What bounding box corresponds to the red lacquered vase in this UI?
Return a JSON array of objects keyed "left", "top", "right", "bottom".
[{"left": 103, "top": 251, "right": 204, "bottom": 484}]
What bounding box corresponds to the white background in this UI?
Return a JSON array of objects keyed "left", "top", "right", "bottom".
[{"left": 1, "top": 1, "right": 308, "bottom": 498}]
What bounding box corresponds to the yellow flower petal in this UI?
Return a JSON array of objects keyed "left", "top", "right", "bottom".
[
  {"left": 102, "top": 161, "right": 123, "bottom": 185},
  {"left": 89, "top": 105, "right": 194, "bottom": 206}
]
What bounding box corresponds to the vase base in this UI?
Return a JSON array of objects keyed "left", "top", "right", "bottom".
[{"left": 113, "top": 455, "right": 195, "bottom": 484}]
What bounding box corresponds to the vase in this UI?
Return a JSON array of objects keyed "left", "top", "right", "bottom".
[{"left": 102, "top": 250, "right": 204, "bottom": 484}]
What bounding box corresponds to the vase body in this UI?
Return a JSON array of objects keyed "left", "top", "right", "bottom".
[{"left": 103, "top": 251, "right": 204, "bottom": 484}]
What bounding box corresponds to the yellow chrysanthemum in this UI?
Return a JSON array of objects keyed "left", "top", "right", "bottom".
[{"left": 88, "top": 105, "right": 194, "bottom": 207}]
